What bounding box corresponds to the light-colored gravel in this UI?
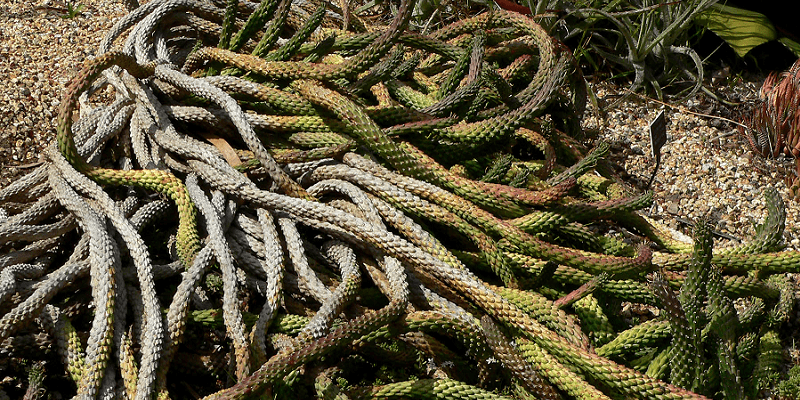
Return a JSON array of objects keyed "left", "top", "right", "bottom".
[
  {"left": 0, "top": 0, "right": 128, "bottom": 187},
  {"left": 584, "top": 82, "right": 800, "bottom": 252}
]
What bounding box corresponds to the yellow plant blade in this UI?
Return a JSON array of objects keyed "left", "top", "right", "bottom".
[{"left": 695, "top": 4, "right": 777, "bottom": 58}]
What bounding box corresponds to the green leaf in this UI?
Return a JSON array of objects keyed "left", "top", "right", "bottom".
[
  {"left": 695, "top": 4, "right": 777, "bottom": 58},
  {"left": 779, "top": 37, "right": 800, "bottom": 57}
]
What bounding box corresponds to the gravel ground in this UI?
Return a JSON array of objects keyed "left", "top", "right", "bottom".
[
  {"left": 0, "top": 0, "right": 128, "bottom": 187},
  {"left": 0, "top": 0, "right": 797, "bottom": 251},
  {"left": 584, "top": 82, "right": 800, "bottom": 252}
]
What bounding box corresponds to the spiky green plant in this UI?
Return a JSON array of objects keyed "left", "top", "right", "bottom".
[
  {"left": 23, "top": 361, "right": 46, "bottom": 400},
  {"left": 60, "top": 1, "right": 85, "bottom": 19},
  {"left": 560, "top": 0, "right": 717, "bottom": 99},
  {"left": 626, "top": 201, "right": 796, "bottom": 399},
  {"left": 776, "top": 364, "right": 800, "bottom": 400}
]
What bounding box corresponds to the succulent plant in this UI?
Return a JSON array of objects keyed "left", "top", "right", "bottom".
[{"left": 741, "top": 58, "right": 800, "bottom": 199}]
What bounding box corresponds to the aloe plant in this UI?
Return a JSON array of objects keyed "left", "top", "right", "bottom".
[
  {"left": 556, "top": 0, "right": 718, "bottom": 99},
  {"left": 741, "top": 58, "right": 800, "bottom": 199}
]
